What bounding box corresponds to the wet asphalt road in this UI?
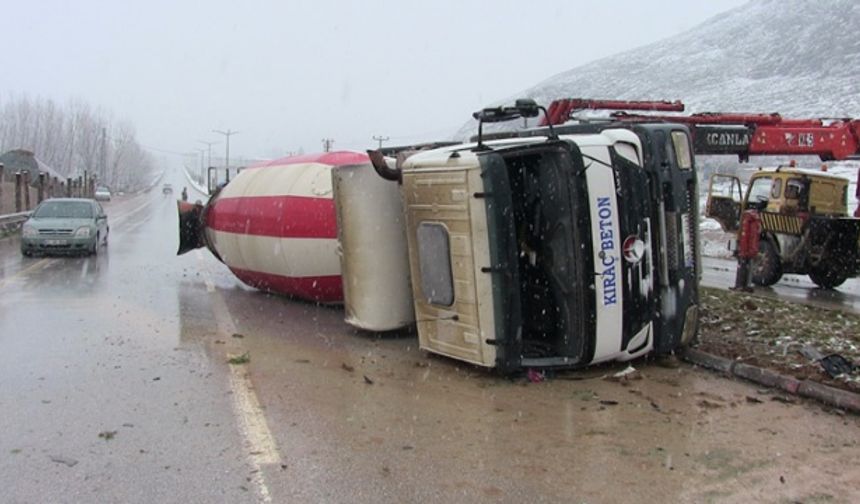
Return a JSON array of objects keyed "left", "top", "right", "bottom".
[
  {"left": 701, "top": 257, "right": 860, "bottom": 315},
  {"left": 1, "top": 172, "right": 860, "bottom": 503}
]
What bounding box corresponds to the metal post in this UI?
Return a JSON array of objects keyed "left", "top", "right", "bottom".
[
  {"left": 66, "top": 177, "right": 73, "bottom": 197},
  {"left": 15, "top": 172, "right": 23, "bottom": 212},
  {"left": 199, "top": 140, "right": 218, "bottom": 184},
  {"left": 23, "top": 171, "right": 31, "bottom": 210},
  {"left": 213, "top": 130, "right": 238, "bottom": 184},
  {"left": 37, "top": 173, "right": 46, "bottom": 203}
]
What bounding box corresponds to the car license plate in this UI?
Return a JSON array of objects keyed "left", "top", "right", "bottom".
[{"left": 45, "top": 239, "right": 67, "bottom": 246}]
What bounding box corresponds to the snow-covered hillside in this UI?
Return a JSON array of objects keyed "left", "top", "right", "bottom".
[
  {"left": 456, "top": 0, "right": 860, "bottom": 140},
  {"left": 455, "top": 0, "right": 860, "bottom": 258}
]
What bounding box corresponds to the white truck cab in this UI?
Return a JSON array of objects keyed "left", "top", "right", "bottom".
[{"left": 340, "top": 101, "right": 700, "bottom": 372}]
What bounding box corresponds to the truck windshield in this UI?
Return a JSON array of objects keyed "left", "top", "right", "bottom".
[{"left": 493, "top": 143, "right": 591, "bottom": 363}]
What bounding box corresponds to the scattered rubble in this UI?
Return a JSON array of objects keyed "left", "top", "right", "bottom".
[{"left": 696, "top": 287, "right": 860, "bottom": 393}]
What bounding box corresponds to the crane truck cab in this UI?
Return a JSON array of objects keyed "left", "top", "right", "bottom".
[
  {"left": 706, "top": 167, "right": 860, "bottom": 289},
  {"left": 351, "top": 100, "right": 700, "bottom": 372}
]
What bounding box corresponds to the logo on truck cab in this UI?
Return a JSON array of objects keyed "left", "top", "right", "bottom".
[{"left": 597, "top": 197, "right": 618, "bottom": 306}]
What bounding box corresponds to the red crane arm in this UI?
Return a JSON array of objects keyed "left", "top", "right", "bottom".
[
  {"left": 540, "top": 98, "right": 860, "bottom": 161},
  {"left": 541, "top": 98, "right": 684, "bottom": 126}
]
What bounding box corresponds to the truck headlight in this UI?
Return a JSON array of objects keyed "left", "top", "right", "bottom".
[
  {"left": 22, "top": 225, "right": 38, "bottom": 238},
  {"left": 74, "top": 227, "right": 92, "bottom": 238}
]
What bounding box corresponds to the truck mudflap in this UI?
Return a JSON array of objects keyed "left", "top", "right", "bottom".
[{"left": 177, "top": 200, "right": 207, "bottom": 255}]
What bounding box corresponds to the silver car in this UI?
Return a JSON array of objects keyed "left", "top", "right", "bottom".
[
  {"left": 94, "top": 186, "right": 112, "bottom": 201},
  {"left": 20, "top": 198, "right": 109, "bottom": 256}
]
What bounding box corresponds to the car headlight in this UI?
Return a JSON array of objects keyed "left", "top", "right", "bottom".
[
  {"left": 22, "top": 225, "right": 38, "bottom": 238},
  {"left": 74, "top": 226, "right": 92, "bottom": 238}
]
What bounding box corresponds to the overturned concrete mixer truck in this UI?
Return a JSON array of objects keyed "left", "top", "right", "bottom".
[{"left": 179, "top": 99, "right": 701, "bottom": 372}]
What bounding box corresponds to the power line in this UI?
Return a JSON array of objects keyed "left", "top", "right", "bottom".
[{"left": 321, "top": 138, "right": 335, "bottom": 152}]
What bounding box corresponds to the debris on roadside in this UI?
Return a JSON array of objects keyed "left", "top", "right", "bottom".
[
  {"left": 697, "top": 399, "right": 724, "bottom": 409},
  {"left": 227, "top": 352, "right": 250, "bottom": 365},
  {"left": 341, "top": 363, "right": 355, "bottom": 373},
  {"left": 98, "top": 430, "right": 117, "bottom": 440},
  {"left": 798, "top": 345, "right": 858, "bottom": 378},
  {"left": 605, "top": 365, "right": 642, "bottom": 385},
  {"left": 231, "top": 333, "right": 244, "bottom": 339},
  {"left": 526, "top": 368, "right": 545, "bottom": 383},
  {"left": 770, "top": 395, "right": 797, "bottom": 404},
  {"left": 696, "top": 287, "right": 860, "bottom": 394},
  {"left": 363, "top": 375, "right": 374, "bottom": 385},
  {"left": 49, "top": 455, "right": 79, "bottom": 467}
]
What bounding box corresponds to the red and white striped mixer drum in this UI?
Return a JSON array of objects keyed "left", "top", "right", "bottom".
[{"left": 178, "top": 151, "right": 370, "bottom": 303}]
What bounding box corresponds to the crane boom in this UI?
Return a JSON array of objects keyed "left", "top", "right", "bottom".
[{"left": 540, "top": 98, "right": 860, "bottom": 161}]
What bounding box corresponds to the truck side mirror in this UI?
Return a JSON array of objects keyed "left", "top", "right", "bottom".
[{"left": 367, "top": 150, "right": 401, "bottom": 183}]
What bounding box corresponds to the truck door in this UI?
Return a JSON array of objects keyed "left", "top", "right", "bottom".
[{"left": 705, "top": 174, "right": 743, "bottom": 232}]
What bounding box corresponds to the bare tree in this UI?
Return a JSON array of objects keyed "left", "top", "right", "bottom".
[{"left": 0, "top": 94, "right": 155, "bottom": 190}]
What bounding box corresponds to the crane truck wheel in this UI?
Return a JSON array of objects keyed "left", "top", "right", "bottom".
[
  {"left": 809, "top": 259, "right": 850, "bottom": 289},
  {"left": 751, "top": 239, "right": 782, "bottom": 287},
  {"left": 809, "top": 268, "right": 847, "bottom": 289}
]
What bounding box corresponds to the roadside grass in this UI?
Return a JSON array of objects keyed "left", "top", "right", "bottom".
[{"left": 697, "top": 287, "right": 860, "bottom": 392}]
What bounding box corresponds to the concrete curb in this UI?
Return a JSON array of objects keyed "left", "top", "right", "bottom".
[{"left": 679, "top": 348, "right": 860, "bottom": 414}]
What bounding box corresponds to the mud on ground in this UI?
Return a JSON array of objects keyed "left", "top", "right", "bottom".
[{"left": 696, "top": 287, "right": 860, "bottom": 393}]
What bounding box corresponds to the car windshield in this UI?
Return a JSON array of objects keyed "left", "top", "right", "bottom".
[{"left": 33, "top": 201, "right": 93, "bottom": 219}]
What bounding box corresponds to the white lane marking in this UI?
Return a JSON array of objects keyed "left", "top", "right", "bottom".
[
  {"left": 110, "top": 198, "right": 155, "bottom": 227},
  {"left": 0, "top": 258, "right": 55, "bottom": 289},
  {"left": 80, "top": 259, "right": 90, "bottom": 279},
  {"left": 199, "top": 257, "right": 279, "bottom": 503}
]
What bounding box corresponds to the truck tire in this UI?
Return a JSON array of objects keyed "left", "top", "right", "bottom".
[
  {"left": 809, "top": 258, "right": 850, "bottom": 289},
  {"left": 751, "top": 239, "right": 782, "bottom": 287}
]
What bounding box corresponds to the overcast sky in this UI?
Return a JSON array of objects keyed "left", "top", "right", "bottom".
[{"left": 3, "top": 0, "right": 747, "bottom": 164}]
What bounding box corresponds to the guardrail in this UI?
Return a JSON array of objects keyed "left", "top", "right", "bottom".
[{"left": 0, "top": 211, "right": 31, "bottom": 232}]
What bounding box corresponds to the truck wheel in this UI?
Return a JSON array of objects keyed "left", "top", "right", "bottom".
[
  {"left": 751, "top": 239, "right": 782, "bottom": 287},
  {"left": 809, "top": 261, "right": 849, "bottom": 289}
]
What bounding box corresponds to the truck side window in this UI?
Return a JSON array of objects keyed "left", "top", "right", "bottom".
[
  {"left": 785, "top": 178, "right": 803, "bottom": 199},
  {"left": 416, "top": 222, "right": 454, "bottom": 306},
  {"left": 747, "top": 176, "right": 772, "bottom": 204},
  {"left": 671, "top": 131, "right": 692, "bottom": 169},
  {"left": 770, "top": 178, "right": 782, "bottom": 199}
]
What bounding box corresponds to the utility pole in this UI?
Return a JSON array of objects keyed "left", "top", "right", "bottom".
[
  {"left": 195, "top": 148, "right": 206, "bottom": 181},
  {"left": 321, "top": 138, "right": 334, "bottom": 152},
  {"left": 198, "top": 140, "right": 219, "bottom": 183},
  {"left": 213, "top": 129, "right": 238, "bottom": 182},
  {"left": 100, "top": 127, "right": 107, "bottom": 182},
  {"left": 372, "top": 135, "right": 389, "bottom": 149}
]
